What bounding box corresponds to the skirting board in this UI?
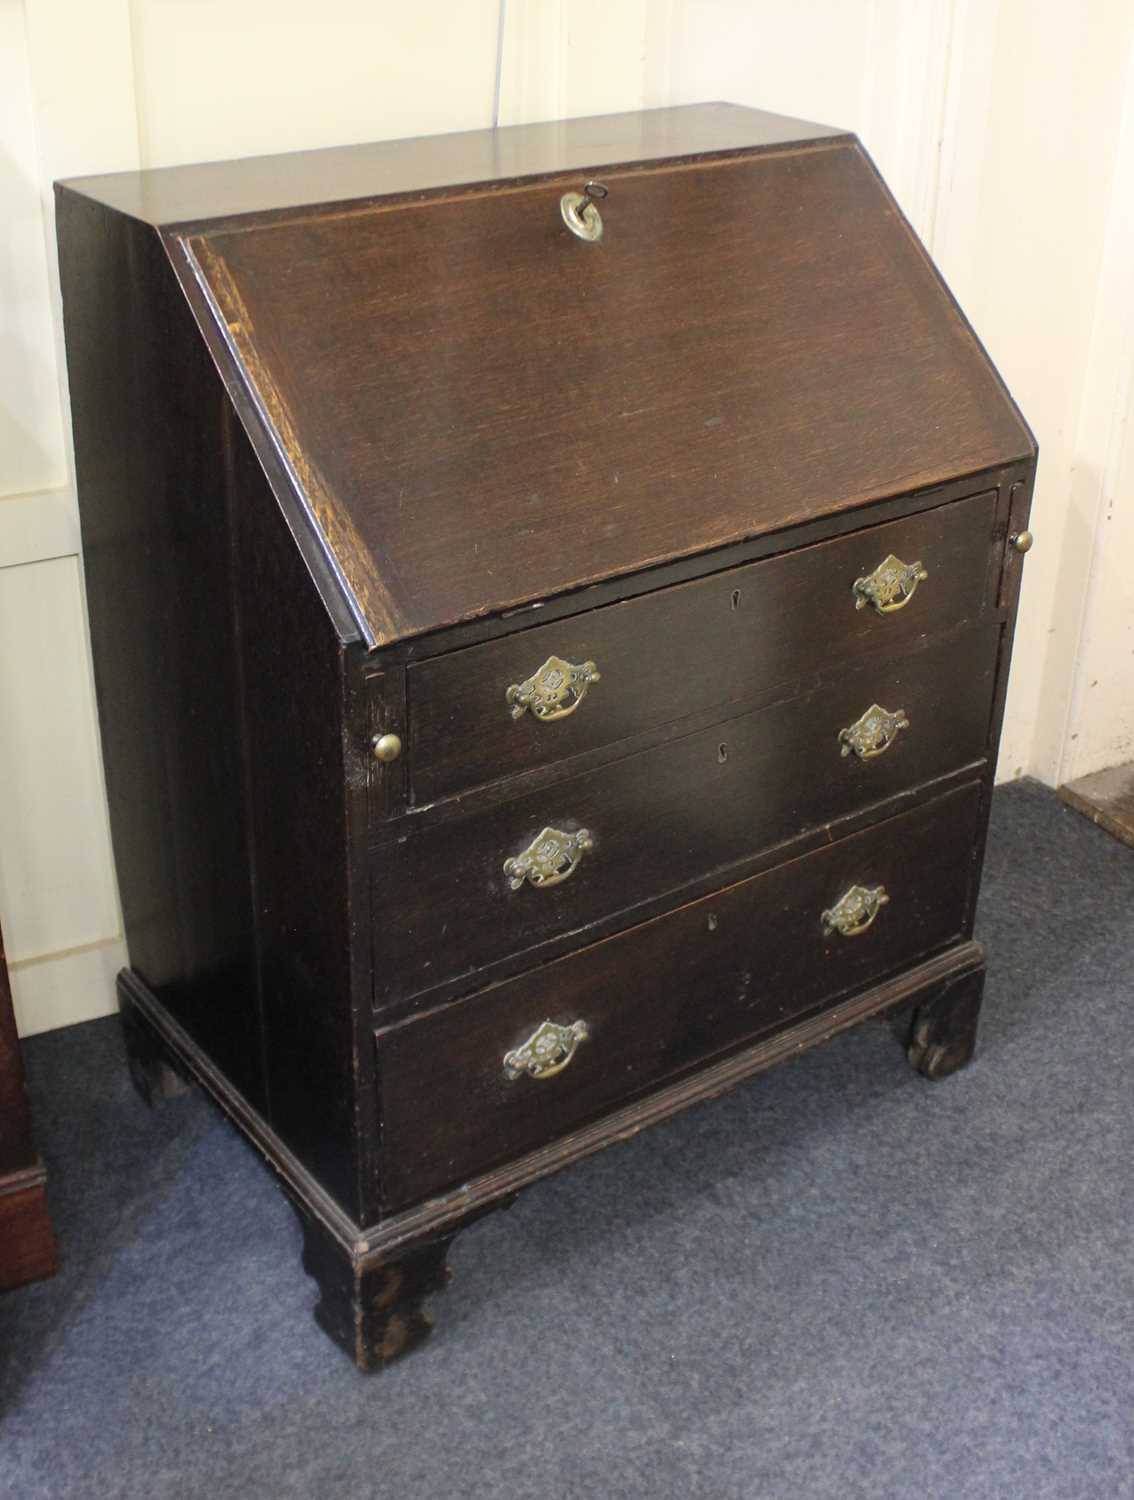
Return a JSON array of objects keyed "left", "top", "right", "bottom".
[{"left": 11, "top": 937, "right": 126, "bottom": 1038}]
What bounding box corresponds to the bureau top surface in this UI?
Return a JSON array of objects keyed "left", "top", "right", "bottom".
[
  {"left": 59, "top": 104, "right": 843, "bottom": 225},
  {"left": 62, "top": 105, "right": 1034, "bottom": 648}
]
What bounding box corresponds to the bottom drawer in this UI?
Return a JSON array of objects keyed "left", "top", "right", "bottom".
[{"left": 376, "top": 782, "right": 982, "bottom": 1210}]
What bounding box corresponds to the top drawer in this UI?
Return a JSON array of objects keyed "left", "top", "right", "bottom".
[{"left": 406, "top": 490, "right": 998, "bottom": 803}]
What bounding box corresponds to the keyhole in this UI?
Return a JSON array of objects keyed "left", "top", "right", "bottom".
[
  {"left": 717, "top": 742, "right": 728, "bottom": 764},
  {"left": 707, "top": 913, "right": 719, "bottom": 933},
  {"left": 731, "top": 589, "right": 741, "bottom": 611}
]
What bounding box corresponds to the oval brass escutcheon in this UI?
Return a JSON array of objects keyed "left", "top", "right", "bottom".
[
  {"left": 506, "top": 656, "right": 601, "bottom": 722},
  {"left": 503, "top": 1019, "right": 590, "bottom": 1081},
  {"left": 503, "top": 826, "right": 593, "bottom": 891},
  {"left": 822, "top": 884, "right": 889, "bottom": 937},
  {"left": 838, "top": 703, "right": 910, "bottom": 760},
  {"left": 852, "top": 554, "right": 928, "bottom": 614}
]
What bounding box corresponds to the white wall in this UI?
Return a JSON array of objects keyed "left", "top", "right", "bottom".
[{"left": 4, "top": 0, "right": 1133, "bottom": 1034}]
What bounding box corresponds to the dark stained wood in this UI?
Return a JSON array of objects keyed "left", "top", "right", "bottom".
[
  {"left": 0, "top": 926, "right": 35, "bottom": 1177},
  {"left": 180, "top": 141, "right": 1032, "bottom": 647},
  {"left": 54, "top": 194, "right": 267, "bottom": 1113},
  {"left": 118, "top": 924, "right": 984, "bottom": 1369},
  {"left": 906, "top": 963, "right": 985, "bottom": 1079},
  {"left": 375, "top": 627, "right": 998, "bottom": 1007},
  {"left": 60, "top": 103, "right": 848, "bottom": 229},
  {"left": 0, "top": 1173, "right": 56, "bottom": 1293},
  {"left": 1058, "top": 761, "right": 1134, "bottom": 849},
  {"left": 0, "top": 917, "right": 57, "bottom": 1290},
  {"left": 56, "top": 105, "right": 1036, "bottom": 1369},
  {"left": 296, "top": 1207, "right": 456, "bottom": 1371},
  {"left": 377, "top": 782, "right": 982, "bottom": 1210},
  {"left": 407, "top": 490, "right": 999, "bottom": 804},
  {"left": 56, "top": 188, "right": 367, "bottom": 1219},
  {"left": 386, "top": 463, "right": 1027, "bottom": 667},
  {"left": 122, "top": 1002, "right": 193, "bottom": 1106},
  {"left": 226, "top": 412, "right": 368, "bottom": 1217}
]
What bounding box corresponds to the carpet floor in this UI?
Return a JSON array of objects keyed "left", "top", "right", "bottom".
[{"left": 2, "top": 780, "right": 1133, "bottom": 1499}]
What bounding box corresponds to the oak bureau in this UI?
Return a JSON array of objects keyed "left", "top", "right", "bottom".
[{"left": 56, "top": 103, "right": 1036, "bottom": 1370}]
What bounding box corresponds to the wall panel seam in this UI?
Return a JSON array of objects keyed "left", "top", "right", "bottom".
[{"left": 1056, "top": 18, "right": 1134, "bottom": 782}]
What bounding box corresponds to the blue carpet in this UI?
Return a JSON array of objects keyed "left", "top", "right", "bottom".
[{"left": 3, "top": 780, "right": 1133, "bottom": 1498}]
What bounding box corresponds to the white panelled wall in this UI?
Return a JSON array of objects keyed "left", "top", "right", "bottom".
[{"left": 4, "top": 0, "right": 1134, "bottom": 1035}]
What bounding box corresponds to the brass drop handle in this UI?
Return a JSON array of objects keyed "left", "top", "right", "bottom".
[
  {"left": 506, "top": 655, "right": 601, "bottom": 722},
  {"left": 838, "top": 704, "right": 909, "bottom": 760},
  {"left": 504, "top": 1019, "right": 590, "bottom": 1081},
  {"left": 853, "top": 554, "right": 928, "bottom": 614},
  {"left": 560, "top": 181, "right": 608, "bottom": 242},
  {"left": 822, "top": 884, "right": 889, "bottom": 937},
  {"left": 504, "top": 826, "right": 593, "bottom": 890}
]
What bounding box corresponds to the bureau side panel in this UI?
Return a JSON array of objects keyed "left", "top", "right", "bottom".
[
  {"left": 55, "top": 191, "right": 264, "bottom": 1109},
  {"left": 57, "top": 191, "right": 365, "bottom": 1217},
  {"left": 226, "top": 419, "right": 364, "bottom": 1217}
]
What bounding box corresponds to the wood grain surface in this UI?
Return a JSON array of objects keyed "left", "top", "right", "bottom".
[
  {"left": 186, "top": 142, "right": 1032, "bottom": 645},
  {"left": 406, "top": 489, "right": 999, "bottom": 803},
  {"left": 374, "top": 625, "right": 998, "bottom": 1007},
  {"left": 61, "top": 103, "right": 846, "bottom": 227},
  {"left": 376, "top": 781, "right": 983, "bottom": 1209}
]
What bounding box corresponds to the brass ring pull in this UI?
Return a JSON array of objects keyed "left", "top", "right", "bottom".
[
  {"left": 560, "top": 181, "right": 608, "bottom": 242},
  {"left": 504, "top": 826, "right": 593, "bottom": 891},
  {"left": 822, "top": 884, "right": 889, "bottom": 937},
  {"left": 504, "top": 1019, "right": 590, "bottom": 1081},
  {"left": 852, "top": 554, "right": 928, "bottom": 614},
  {"left": 838, "top": 704, "right": 910, "bottom": 760},
  {"left": 506, "top": 655, "right": 601, "bottom": 722}
]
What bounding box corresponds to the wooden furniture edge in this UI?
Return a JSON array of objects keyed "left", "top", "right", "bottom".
[
  {"left": 0, "top": 1161, "right": 57, "bottom": 1292},
  {"left": 1058, "top": 762, "right": 1134, "bottom": 851},
  {"left": 119, "top": 937, "right": 984, "bottom": 1269}
]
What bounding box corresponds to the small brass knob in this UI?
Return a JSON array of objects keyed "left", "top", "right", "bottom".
[
  {"left": 1010, "top": 529, "right": 1034, "bottom": 554},
  {"left": 371, "top": 732, "right": 402, "bottom": 764}
]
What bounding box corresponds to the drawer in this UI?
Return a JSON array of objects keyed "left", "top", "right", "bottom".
[
  {"left": 376, "top": 781, "right": 983, "bottom": 1209},
  {"left": 374, "top": 624, "right": 999, "bottom": 1007},
  {"left": 406, "top": 490, "right": 998, "bottom": 803}
]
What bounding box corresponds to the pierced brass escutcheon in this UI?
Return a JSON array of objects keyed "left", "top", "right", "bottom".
[
  {"left": 504, "top": 826, "right": 593, "bottom": 891},
  {"left": 503, "top": 1019, "right": 590, "bottom": 1081},
  {"left": 506, "top": 656, "right": 601, "bottom": 722},
  {"left": 822, "top": 884, "right": 889, "bottom": 937},
  {"left": 838, "top": 703, "right": 910, "bottom": 760},
  {"left": 852, "top": 554, "right": 928, "bottom": 614}
]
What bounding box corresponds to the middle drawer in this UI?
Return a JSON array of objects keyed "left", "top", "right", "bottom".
[{"left": 372, "top": 625, "right": 999, "bottom": 1008}]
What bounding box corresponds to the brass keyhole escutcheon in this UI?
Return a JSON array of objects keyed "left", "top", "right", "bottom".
[{"left": 560, "top": 181, "right": 608, "bottom": 242}]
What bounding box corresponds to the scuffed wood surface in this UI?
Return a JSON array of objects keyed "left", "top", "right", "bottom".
[{"left": 1059, "top": 761, "right": 1134, "bottom": 850}]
